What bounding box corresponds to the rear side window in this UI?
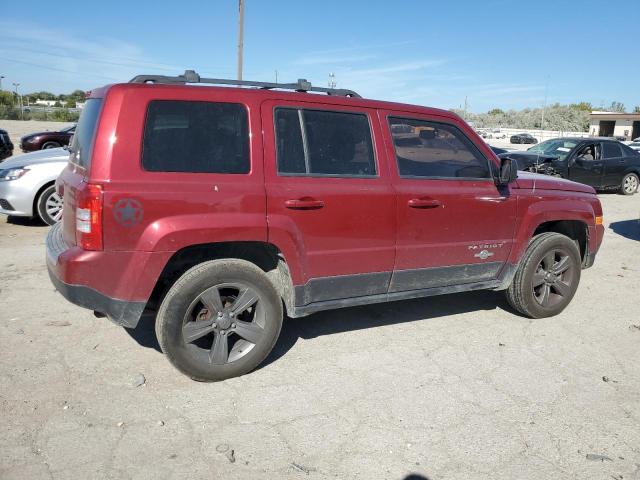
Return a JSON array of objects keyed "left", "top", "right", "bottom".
[
  {"left": 388, "top": 117, "right": 490, "bottom": 179},
  {"left": 70, "top": 98, "right": 102, "bottom": 168},
  {"left": 142, "top": 100, "right": 249, "bottom": 174},
  {"left": 602, "top": 142, "right": 623, "bottom": 159},
  {"left": 275, "top": 107, "right": 376, "bottom": 177}
]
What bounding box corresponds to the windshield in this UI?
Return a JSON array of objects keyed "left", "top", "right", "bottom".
[
  {"left": 527, "top": 139, "right": 578, "bottom": 160},
  {"left": 61, "top": 125, "right": 76, "bottom": 133},
  {"left": 70, "top": 99, "right": 102, "bottom": 168}
]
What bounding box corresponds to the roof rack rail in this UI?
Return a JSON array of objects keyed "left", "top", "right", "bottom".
[{"left": 129, "top": 70, "right": 361, "bottom": 98}]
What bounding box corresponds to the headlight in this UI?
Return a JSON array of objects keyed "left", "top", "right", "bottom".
[{"left": 0, "top": 168, "right": 29, "bottom": 181}]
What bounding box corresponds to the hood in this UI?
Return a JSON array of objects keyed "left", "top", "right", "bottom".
[
  {"left": 0, "top": 148, "right": 69, "bottom": 168},
  {"left": 498, "top": 151, "right": 558, "bottom": 170},
  {"left": 515, "top": 171, "right": 595, "bottom": 194}
]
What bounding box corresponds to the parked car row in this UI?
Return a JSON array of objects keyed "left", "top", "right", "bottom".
[
  {"left": 498, "top": 137, "right": 640, "bottom": 195},
  {"left": 0, "top": 129, "right": 14, "bottom": 160},
  {"left": 0, "top": 148, "right": 68, "bottom": 224},
  {"left": 0, "top": 124, "right": 76, "bottom": 165},
  {"left": 19, "top": 124, "right": 76, "bottom": 152},
  {"left": 510, "top": 133, "right": 538, "bottom": 144}
]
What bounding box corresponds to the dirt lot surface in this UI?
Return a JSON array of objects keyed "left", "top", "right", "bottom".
[{"left": 1, "top": 194, "right": 639, "bottom": 480}]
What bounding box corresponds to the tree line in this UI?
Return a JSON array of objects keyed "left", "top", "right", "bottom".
[
  {"left": 452, "top": 101, "right": 640, "bottom": 132},
  {"left": 0, "top": 89, "right": 87, "bottom": 109}
]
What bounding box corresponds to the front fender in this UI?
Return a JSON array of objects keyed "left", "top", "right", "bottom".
[{"left": 510, "top": 192, "right": 598, "bottom": 263}]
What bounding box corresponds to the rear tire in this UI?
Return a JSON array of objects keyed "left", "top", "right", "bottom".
[
  {"left": 506, "top": 232, "right": 581, "bottom": 318},
  {"left": 620, "top": 173, "right": 639, "bottom": 195},
  {"left": 155, "top": 259, "right": 283, "bottom": 381},
  {"left": 36, "top": 185, "right": 63, "bottom": 225},
  {"left": 42, "top": 142, "right": 61, "bottom": 149}
]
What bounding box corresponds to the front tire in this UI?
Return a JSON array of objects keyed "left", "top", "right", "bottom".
[
  {"left": 36, "top": 185, "right": 63, "bottom": 225},
  {"left": 42, "top": 141, "right": 61, "bottom": 149},
  {"left": 155, "top": 259, "right": 283, "bottom": 381},
  {"left": 506, "top": 233, "right": 581, "bottom": 318},
  {"left": 620, "top": 173, "right": 639, "bottom": 195}
]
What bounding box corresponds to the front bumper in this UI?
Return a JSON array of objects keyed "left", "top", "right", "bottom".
[
  {"left": 46, "top": 223, "right": 147, "bottom": 328},
  {"left": 0, "top": 176, "right": 35, "bottom": 217}
]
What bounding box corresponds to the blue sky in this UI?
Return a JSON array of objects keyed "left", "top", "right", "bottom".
[{"left": 0, "top": 0, "right": 638, "bottom": 112}]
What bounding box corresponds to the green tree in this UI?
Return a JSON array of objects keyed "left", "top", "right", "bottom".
[
  {"left": 570, "top": 102, "right": 593, "bottom": 112},
  {"left": 488, "top": 108, "right": 504, "bottom": 115},
  {"left": 25, "top": 91, "right": 56, "bottom": 101},
  {"left": 0, "top": 90, "right": 14, "bottom": 106},
  {"left": 609, "top": 101, "right": 625, "bottom": 113},
  {"left": 634, "top": 106, "right": 640, "bottom": 113}
]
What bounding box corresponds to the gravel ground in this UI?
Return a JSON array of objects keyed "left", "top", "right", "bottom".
[{"left": 1, "top": 194, "right": 639, "bottom": 480}]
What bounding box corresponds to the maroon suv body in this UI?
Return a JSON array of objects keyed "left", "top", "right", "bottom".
[{"left": 46, "top": 74, "right": 604, "bottom": 381}]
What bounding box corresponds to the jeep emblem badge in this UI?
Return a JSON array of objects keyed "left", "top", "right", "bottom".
[{"left": 474, "top": 250, "right": 494, "bottom": 260}]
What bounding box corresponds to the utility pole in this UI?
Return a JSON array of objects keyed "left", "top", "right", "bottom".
[
  {"left": 237, "top": 0, "right": 245, "bottom": 81},
  {"left": 13, "top": 83, "right": 22, "bottom": 120},
  {"left": 328, "top": 72, "right": 336, "bottom": 89},
  {"left": 463, "top": 96, "right": 468, "bottom": 121},
  {"left": 540, "top": 79, "right": 549, "bottom": 140},
  {"left": 0, "top": 75, "right": 4, "bottom": 91}
]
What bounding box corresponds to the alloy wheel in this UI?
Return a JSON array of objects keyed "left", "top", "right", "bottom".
[
  {"left": 45, "top": 191, "right": 64, "bottom": 223},
  {"left": 181, "top": 282, "right": 266, "bottom": 365},
  {"left": 532, "top": 249, "right": 576, "bottom": 308},
  {"left": 623, "top": 175, "right": 638, "bottom": 194}
]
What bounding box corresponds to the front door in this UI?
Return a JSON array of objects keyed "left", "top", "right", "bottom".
[
  {"left": 262, "top": 100, "right": 396, "bottom": 304},
  {"left": 569, "top": 142, "right": 604, "bottom": 187},
  {"left": 382, "top": 112, "right": 517, "bottom": 292}
]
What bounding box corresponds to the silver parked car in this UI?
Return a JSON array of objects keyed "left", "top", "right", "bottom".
[{"left": 0, "top": 148, "right": 68, "bottom": 225}]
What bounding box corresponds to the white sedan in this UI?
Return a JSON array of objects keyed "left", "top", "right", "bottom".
[{"left": 0, "top": 148, "right": 68, "bottom": 225}]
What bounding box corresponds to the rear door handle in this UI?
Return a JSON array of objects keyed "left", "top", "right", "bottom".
[
  {"left": 408, "top": 198, "right": 441, "bottom": 209},
  {"left": 284, "top": 198, "right": 325, "bottom": 210}
]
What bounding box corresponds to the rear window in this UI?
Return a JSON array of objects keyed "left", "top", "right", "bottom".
[
  {"left": 70, "top": 98, "right": 102, "bottom": 168},
  {"left": 142, "top": 100, "right": 249, "bottom": 174}
]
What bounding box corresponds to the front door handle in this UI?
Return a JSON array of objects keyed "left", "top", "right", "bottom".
[
  {"left": 408, "top": 198, "right": 441, "bottom": 209},
  {"left": 284, "top": 197, "right": 325, "bottom": 210}
]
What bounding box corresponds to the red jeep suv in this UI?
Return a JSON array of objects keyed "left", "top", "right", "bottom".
[{"left": 46, "top": 71, "right": 604, "bottom": 381}]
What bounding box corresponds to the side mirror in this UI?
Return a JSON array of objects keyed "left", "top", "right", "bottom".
[{"left": 496, "top": 156, "right": 518, "bottom": 186}]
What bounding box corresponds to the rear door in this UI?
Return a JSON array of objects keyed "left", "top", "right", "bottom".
[
  {"left": 381, "top": 111, "right": 517, "bottom": 292},
  {"left": 569, "top": 142, "right": 604, "bottom": 187},
  {"left": 601, "top": 141, "right": 627, "bottom": 187},
  {"left": 262, "top": 100, "right": 395, "bottom": 303}
]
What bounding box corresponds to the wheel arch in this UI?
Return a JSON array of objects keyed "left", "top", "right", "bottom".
[
  {"left": 531, "top": 220, "right": 588, "bottom": 263},
  {"left": 147, "top": 241, "right": 296, "bottom": 318}
]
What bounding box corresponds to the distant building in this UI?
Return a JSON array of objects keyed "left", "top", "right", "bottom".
[
  {"left": 34, "top": 99, "right": 58, "bottom": 107},
  {"left": 589, "top": 111, "right": 640, "bottom": 140}
]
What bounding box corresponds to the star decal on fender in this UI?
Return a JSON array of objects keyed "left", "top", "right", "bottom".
[{"left": 113, "top": 198, "right": 144, "bottom": 227}]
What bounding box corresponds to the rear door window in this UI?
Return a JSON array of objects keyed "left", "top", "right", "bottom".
[
  {"left": 602, "top": 142, "right": 623, "bottom": 159},
  {"left": 275, "top": 107, "right": 376, "bottom": 177},
  {"left": 142, "top": 100, "right": 250, "bottom": 174}
]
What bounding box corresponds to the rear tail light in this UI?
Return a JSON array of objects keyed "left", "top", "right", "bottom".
[{"left": 75, "top": 184, "right": 103, "bottom": 250}]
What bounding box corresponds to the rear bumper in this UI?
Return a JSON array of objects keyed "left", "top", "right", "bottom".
[
  {"left": 47, "top": 267, "right": 146, "bottom": 328},
  {"left": 45, "top": 222, "right": 167, "bottom": 328}
]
